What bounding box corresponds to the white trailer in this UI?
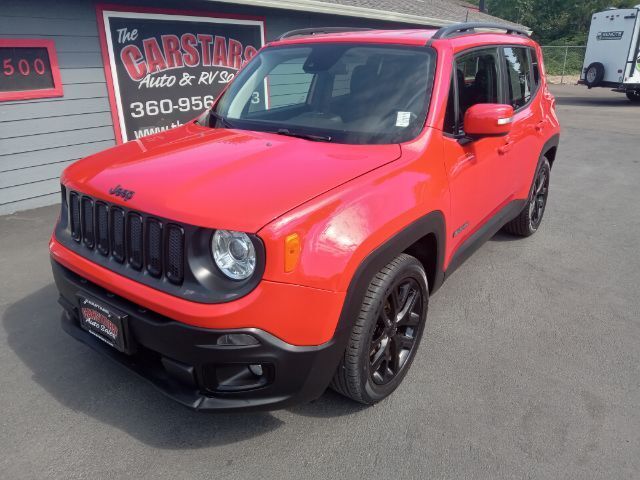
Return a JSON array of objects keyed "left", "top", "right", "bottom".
[{"left": 580, "top": 5, "right": 640, "bottom": 102}]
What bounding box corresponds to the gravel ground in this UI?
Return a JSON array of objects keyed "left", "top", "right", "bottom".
[{"left": 1, "top": 84, "right": 638, "bottom": 479}]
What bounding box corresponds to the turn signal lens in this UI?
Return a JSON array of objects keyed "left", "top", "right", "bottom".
[{"left": 284, "top": 233, "right": 301, "bottom": 273}]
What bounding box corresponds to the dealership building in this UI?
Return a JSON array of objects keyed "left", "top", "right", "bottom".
[{"left": 0, "top": 0, "right": 517, "bottom": 214}]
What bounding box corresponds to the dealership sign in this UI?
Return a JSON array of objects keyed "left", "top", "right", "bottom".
[{"left": 97, "top": 6, "right": 265, "bottom": 142}]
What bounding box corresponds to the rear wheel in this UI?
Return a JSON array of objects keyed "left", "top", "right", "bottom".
[
  {"left": 503, "top": 158, "right": 551, "bottom": 237},
  {"left": 626, "top": 90, "right": 640, "bottom": 103},
  {"left": 584, "top": 62, "right": 605, "bottom": 88},
  {"left": 330, "top": 253, "right": 428, "bottom": 404}
]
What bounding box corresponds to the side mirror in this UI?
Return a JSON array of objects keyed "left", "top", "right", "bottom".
[{"left": 463, "top": 104, "right": 514, "bottom": 138}]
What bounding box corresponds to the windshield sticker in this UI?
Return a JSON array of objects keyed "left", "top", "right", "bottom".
[{"left": 396, "top": 111, "right": 411, "bottom": 128}]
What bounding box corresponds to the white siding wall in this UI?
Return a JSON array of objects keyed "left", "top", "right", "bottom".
[{"left": 0, "top": 0, "right": 115, "bottom": 215}]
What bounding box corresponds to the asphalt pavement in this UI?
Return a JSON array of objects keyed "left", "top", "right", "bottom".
[{"left": 1, "top": 84, "right": 638, "bottom": 479}]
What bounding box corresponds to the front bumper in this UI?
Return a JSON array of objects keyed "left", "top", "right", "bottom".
[
  {"left": 49, "top": 235, "right": 346, "bottom": 346},
  {"left": 52, "top": 260, "right": 348, "bottom": 411}
]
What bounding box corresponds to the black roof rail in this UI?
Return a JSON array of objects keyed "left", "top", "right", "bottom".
[
  {"left": 278, "top": 27, "right": 372, "bottom": 41},
  {"left": 426, "top": 22, "right": 529, "bottom": 46}
]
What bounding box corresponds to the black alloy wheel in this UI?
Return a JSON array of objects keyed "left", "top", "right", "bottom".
[
  {"left": 369, "top": 277, "right": 423, "bottom": 385},
  {"left": 502, "top": 157, "right": 551, "bottom": 237},
  {"left": 529, "top": 161, "right": 549, "bottom": 230},
  {"left": 331, "top": 253, "right": 429, "bottom": 405}
]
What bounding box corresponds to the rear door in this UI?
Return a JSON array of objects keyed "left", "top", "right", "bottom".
[
  {"left": 500, "top": 46, "right": 542, "bottom": 196},
  {"left": 442, "top": 47, "right": 512, "bottom": 253}
]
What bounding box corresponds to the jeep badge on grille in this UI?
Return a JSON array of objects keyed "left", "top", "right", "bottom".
[{"left": 109, "top": 184, "right": 135, "bottom": 201}]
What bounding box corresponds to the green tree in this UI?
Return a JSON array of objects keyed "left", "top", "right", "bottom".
[{"left": 484, "top": 0, "right": 638, "bottom": 44}]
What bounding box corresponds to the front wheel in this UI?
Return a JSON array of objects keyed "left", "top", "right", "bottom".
[
  {"left": 503, "top": 157, "right": 551, "bottom": 237},
  {"left": 330, "top": 253, "right": 428, "bottom": 404}
]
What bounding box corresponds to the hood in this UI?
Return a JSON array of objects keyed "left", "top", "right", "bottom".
[{"left": 61, "top": 123, "right": 401, "bottom": 232}]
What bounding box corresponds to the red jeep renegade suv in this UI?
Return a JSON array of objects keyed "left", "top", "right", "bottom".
[{"left": 50, "top": 23, "right": 560, "bottom": 411}]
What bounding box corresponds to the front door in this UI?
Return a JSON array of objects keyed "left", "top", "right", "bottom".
[{"left": 442, "top": 47, "right": 513, "bottom": 255}]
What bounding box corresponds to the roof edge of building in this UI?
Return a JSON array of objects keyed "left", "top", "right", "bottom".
[{"left": 207, "top": 0, "right": 459, "bottom": 27}]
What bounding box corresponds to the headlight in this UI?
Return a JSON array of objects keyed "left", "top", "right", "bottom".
[{"left": 211, "top": 230, "right": 257, "bottom": 280}]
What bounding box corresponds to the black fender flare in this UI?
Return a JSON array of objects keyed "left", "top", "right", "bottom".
[
  {"left": 525, "top": 133, "right": 560, "bottom": 199},
  {"left": 334, "top": 210, "right": 446, "bottom": 335},
  {"left": 541, "top": 133, "right": 560, "bottom": 167},
  {"left": 526, "top": 133, "right": 560, "bottom": 199}
]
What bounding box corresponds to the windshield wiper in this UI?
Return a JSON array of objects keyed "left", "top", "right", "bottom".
[
  {"left": 275, "top": 128, "right": 332, "bottom": 142},
  {"left": 209, "top": 110, "right": 235, "bottom": 129}
]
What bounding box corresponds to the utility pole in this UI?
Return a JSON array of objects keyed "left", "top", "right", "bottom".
[{"left": 479, "top": 0, "right": 486, "bottom": 13}]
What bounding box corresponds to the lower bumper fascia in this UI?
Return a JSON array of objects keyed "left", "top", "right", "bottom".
[{"left": 53, "top": 260, "right": 347, "bottom": 412}]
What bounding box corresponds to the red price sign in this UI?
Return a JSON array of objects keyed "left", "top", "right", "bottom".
[{"left": 0, "top": 39, "right": 63, "bottom": 101}]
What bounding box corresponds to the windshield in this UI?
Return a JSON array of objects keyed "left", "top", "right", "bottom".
[{"left": 211, "top": 43, "right": 436, "bottom": 144}]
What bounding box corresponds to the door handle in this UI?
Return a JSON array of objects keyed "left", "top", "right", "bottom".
[
  {"left": 498, "top": 141, "right": 515, "bottom": 155},
  {"left": 535, "top": 121, "right": 545, "bottom": 132}
]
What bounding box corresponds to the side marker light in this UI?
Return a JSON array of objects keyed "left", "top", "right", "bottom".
[{"left": 284, "top": 233, "right": 301, "bottom": 273}]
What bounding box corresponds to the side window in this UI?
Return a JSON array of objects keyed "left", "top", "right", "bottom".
[
  {"left": 444, "top": 48, "right": 499, "bottom": 134},
  {"left": 503, "top": 47, "right": 532, "bottom": 110},
  {"left": 331, "top": 61, "right": 361, "bottom": 98},
  {"left": 530, "top": 49, "right": 540, "bottom": 87},
  {"left": 249, "top": 56, "right": 314, "bottom": 112},
  {"left": 328, "top": 49, "right": 377, "bottom": 102},
  {"left": 331, "top": 69, "right": 351, "bottom": 97}
]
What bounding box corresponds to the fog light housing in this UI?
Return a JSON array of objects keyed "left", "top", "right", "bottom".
[
  {"left": 216, "top": 333, "right": 260, "bottom": 346},
  {"left": 202, "top": 363, "right": 273, "bottom": 393}
]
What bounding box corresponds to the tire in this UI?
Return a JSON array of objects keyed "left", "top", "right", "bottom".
[
  {"left": 626, "top": 90, "right": 640, "bottom": 102},
  {"left": 330, "top": 253, "right": 428, "bottom": 405},
  {"left": 502, "top": 157, "right": 551, "bottom": 237},
  {"left": 584, "top": 62, "right": 605, "bottom": 88}
]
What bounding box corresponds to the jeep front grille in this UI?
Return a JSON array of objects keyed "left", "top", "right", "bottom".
[
  {"left": 56, "top": 186, "right": 265, "bottom": 304},
  {"left": 146, "top": 219, "right": 163, "bottom": 278},
  {"left": 81, "top": 196, "right": 95, "bottom": 249},
  {"left": 95, "top": 202, "right": 109, "bottom": 256},
  {"left": 111, "top": 207, "right": 126, "bottom": 263},
  {"left": 166, "top": 225, "right": 185, "bottom": 284},
  {"left": 65, "top": 191, "right": 185, "bottom": 285},
  {"left": 128, "top": 213, "right": 144, "bottom": 271},
  {"left": 69, "top": 192, "right": 81, "bottom": 241}
]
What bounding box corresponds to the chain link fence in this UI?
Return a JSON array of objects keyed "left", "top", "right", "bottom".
[{"left": 541, "top": 46, "right": 587, "bottom": 85}]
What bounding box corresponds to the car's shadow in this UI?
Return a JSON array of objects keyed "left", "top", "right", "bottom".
[
  {"left": 288, "top": 389, "right": 368, "bottom": 418},
  {"left": 2, "top": 284, "right": 363, "bottom": 448},
  {"left": 490, "top": 231, "right": 521, "bottom": 243}
]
